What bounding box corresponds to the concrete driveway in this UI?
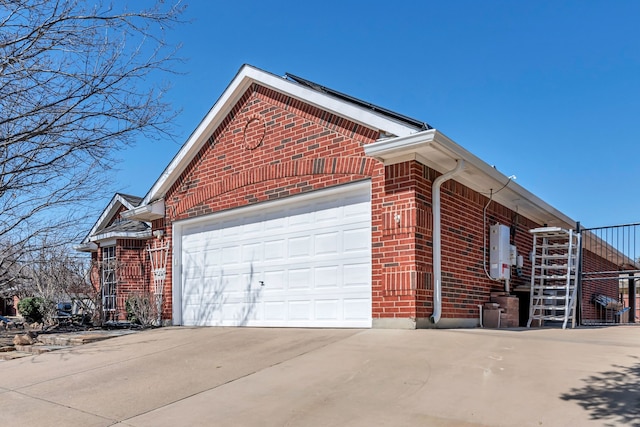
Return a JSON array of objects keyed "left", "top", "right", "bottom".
[{"left": 1, "top": 326, "right": 639, "bottom": 427}]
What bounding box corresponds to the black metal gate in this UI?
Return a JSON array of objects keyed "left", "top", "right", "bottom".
[{"left": 578, "top": 222, "right": 639, "bottom": 325}]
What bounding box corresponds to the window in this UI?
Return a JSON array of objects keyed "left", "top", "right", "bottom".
[{"left": 101, "top": 246, "right": 117, "bottom": 313}]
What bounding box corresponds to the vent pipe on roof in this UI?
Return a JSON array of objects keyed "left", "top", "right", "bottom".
[{"left": 431, "top": 160, "right": 465, "bottom": 325}]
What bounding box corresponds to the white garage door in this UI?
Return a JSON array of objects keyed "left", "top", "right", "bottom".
[{"left": 173, "top": 181, "right": 372, "bottom": 328}]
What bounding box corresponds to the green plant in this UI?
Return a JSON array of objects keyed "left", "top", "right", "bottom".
[{"left": 17, "top": 297, "right": 46, "bottom": 323}]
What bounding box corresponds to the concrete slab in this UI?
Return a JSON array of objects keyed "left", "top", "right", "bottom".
[{"left": 1, "top": 326, "right": 639, "bottom": 427}]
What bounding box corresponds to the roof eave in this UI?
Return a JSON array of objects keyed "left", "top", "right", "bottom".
[
  {"left": 89, "top": 230, "right": 152, "bottom": 243},
  {"left": 73, "top": 242, "right": 99, "bottom": 253},
  {"left": 121, "top": 199, "right": 165, "bottom": 221},
  {"left": 365, "top": 129, "right": 577, "bottom": 229}
]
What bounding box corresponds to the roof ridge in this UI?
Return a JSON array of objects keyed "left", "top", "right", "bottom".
[{"left": 285, "top": 72, "right": 432, "bottom": 131}]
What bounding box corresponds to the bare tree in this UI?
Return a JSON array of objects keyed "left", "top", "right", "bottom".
[
  {"left": 0, "top": 0, "right": 184, "bottom": 294},
  {"left": 19, "top": 237, "right": 92, "bottom": 324}
]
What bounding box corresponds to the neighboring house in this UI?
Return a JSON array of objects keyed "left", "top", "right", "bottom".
[
  {"left": 77, "top": 193, "right": 150, "bottom": 322},
  {"left": 76, "top": 64, "right": 618, "bottom": 328},
  {"left": 1, "top": 296, "right": 17, "bottom": 317}
]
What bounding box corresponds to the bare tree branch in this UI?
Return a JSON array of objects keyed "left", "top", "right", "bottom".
[{"left": 0, "top": 0, "right": 185, "bottom": 295}]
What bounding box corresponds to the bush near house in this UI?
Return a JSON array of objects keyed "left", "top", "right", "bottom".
[
  {"left": 126, "top": 293, "right": 158, "bottom": 327},
  {"left": 17, "top": 297, "right": 46, "bottom": 323}
]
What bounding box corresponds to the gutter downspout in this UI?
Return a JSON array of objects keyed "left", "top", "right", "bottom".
[{"left": 431, "top": 160, "right": 465, "bottom": 325}]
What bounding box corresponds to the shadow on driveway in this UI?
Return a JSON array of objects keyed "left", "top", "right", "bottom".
[{"left": 560, "top": 356, "right": 640, "bottom": 427}]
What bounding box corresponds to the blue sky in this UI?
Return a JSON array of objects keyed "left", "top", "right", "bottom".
[{"left": 115, "top": 0, "right": 640, "bottom": 229}]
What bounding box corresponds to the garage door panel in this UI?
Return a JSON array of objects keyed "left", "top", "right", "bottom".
[
  {"left": 288, "top": 236, "right": 311, "bottom": 258},
  {"left": 343, "top": 298, "right": 371, "bottom": 320},
  {"left": 219, "top": 272, "right": 248, "bottom": 294},
  {"left": 343, "top": 228, "right": 369, "bottom": 253},
  {"left": 263, "top": 213, "right": 287, "bottom": 231},
  {"left": 221, "top": 245, "right": 241, "bottom": 265},
  {"left": 178, "top": 182, "right": 371, "bottom": 328},
  {"left": 315, "top": 206, "right": 341, "bottom": 223},
  {"left": 315, "top": 299, "right": 339, "bottom": 320},
  {"left": 242, "top": 219, "right": 263, "bottom": 235},
  {"left": 263, "top": 270, "right": 285, "bottom": 290},
  {"left": 288, "top": 301, "right": 311, "bottom": 321},
  {"left": 264, "top": 301, "right": 286, "bottom": 321},
  {"left": 241, "top": 242, "right": 261, "bottom": 263},
  {"left": 204, "top": 247, "right": 222, "bottom": 266},
  {"left": 264, "top": 239, "right": 286, "bottom": 260},
  {"left": 343, "top": 263, "right": 370, "bottom": 287},
  {"left": 288, "top": 268, "right": 311, "bottom": 289},
  {"left": 287, "top": 205, "right": 314, "bottom": 226},
  {"left": 315, "top": 232, "right": 338, "bottom": 255},
  {"left": 314, "top": 266, "right": 339, "bottom": 288}
]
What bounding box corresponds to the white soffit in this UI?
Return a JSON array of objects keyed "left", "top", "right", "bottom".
[
  {"left": 121, "top": 199, "right": 165, "bottom": 221},
  {"left": 143, "top": 65, "right": 419, "bottom": 204},
  {"left": 90, "top": 230, "right": 152, "bottom": 244},
  {"left": 365, "top": 129, "right": 576, "bottom": 228}
]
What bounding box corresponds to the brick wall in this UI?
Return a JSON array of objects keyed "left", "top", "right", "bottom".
[
  {"left": 90, "top": 240, "right": 151, "bottom": 321},
  {"left": 157, "top": 83, "right": 383, "bottom": 320},
  {"left": 376, "top": 160, "right": 542, "bottom": 323},
  {"left": 580, "top": 249, "right": 620, "bottom": 321},
  {"left": 116, "top": 239, "right": 149, "bottom": 297}
]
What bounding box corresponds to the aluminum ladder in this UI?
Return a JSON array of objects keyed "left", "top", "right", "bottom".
[{"left": 527, "top": 227, "right": 581, "bottom": 329}]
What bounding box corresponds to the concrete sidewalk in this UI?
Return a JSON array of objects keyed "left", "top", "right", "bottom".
[{"left": 1, "top": 326, "right": 639, "bottom": 427}]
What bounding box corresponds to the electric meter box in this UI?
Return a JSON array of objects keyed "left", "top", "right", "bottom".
[{"left": 490, "top": 223, "right": 511, "bottom": 280}]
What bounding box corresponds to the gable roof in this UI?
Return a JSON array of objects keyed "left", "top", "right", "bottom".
[
  {"left": 141, "top": 64, "right": 423, "bottom": 205},
  {"left": 130, "top": 64, "right": 576, "bottom": 229},
  {"left": 77, "top": 193, "right": 150, "bottom": 250}
]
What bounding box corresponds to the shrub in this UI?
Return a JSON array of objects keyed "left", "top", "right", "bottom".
[
  {"left": 17, "top": 297, "right": 46, "bottom": 323},
  {"left": 126, "top": 293, "right": 158, "bottom": 327}
]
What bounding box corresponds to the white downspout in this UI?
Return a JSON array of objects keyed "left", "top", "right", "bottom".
[{"left": 431, "top": 160, "right": 465, "bottom": 325}]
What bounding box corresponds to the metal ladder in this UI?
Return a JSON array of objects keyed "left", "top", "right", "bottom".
[{"left": 527, "top": 227, "right": 581, "bottom": 329}]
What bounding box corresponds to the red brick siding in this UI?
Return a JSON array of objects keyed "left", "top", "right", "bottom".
[
  {"left": 158, "top": 83, "right": 383, "bottom": 320},
  {"left": 116, "top": 239, "right": 149, "bottom": 296},
  {"left": 434, "top": 173, "right": 541, "bottom": 320},
  {"left": 375, "top": 161, "right": 542, "bottom": 322},
  {"left": 580, "top": 249, "right": 620, "bottom": 321},
  {"left": 91, "top": 240, "right": 152, "bottom": 321}
]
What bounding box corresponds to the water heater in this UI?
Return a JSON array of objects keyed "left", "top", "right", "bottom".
[{"left": 490, "top": 223, "right": 511, "bottom": 280}]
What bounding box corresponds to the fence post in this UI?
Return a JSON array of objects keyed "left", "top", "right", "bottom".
[
  {"left": 629, "top": 272, "right": 636, "bottom": 323},
  {"left": 576, "top": 221, "right": 583, "bottom": 326}
]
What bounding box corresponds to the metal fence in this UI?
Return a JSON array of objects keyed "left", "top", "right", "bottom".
[{"left": 579, "top": 222, "right": 639, "bottom": 325}]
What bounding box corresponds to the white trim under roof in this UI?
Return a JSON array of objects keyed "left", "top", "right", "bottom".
[
  {"left": 364, "top": 129, "right": 576, "bottom": 228},
  {"left": 73, "top": 242, "right": 99, "bottom": 253},
  {"left": 121, "top": 199, "right": 165, "bottom": 221},
  {"left": 81, "top": 194, "right": 140, "bottom": 245},
  {"left": 89, "top": 230, "right": 152, "bottom": 244},
  {"left": 141, "top": 64, "right": 420, "bottom": 205}
]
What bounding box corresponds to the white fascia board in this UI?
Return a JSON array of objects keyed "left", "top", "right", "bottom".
[
  {"left": 121, "top": 199, "right": 165, "bottom": 221},
  {"left": 144, "top": 65, "right": 418, "bottom": 204},
  {"left": 365, "top": 129, "right": 437, "bottom": 158},
  {"left": 365, "top": 129, "right": 576, "bottom": 228},
  {"left": 89, "top": 230, "right": 152, "bottom": 243},
  {"left": 73, "top": 242, "right": 98, "bottom": 253}
]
